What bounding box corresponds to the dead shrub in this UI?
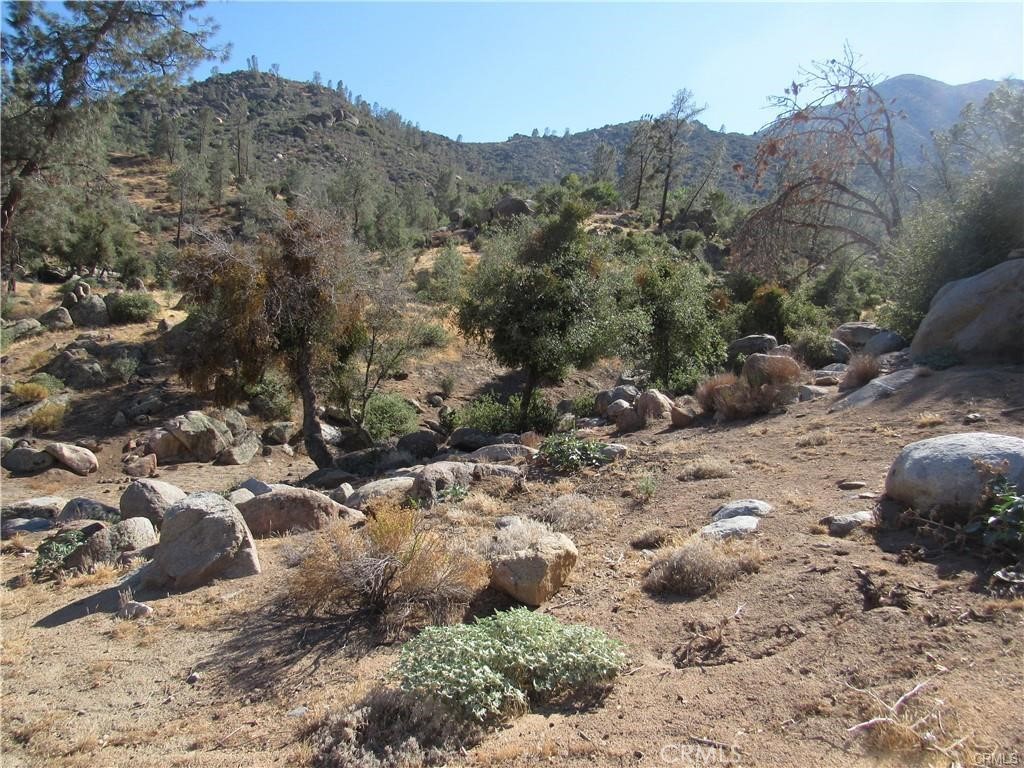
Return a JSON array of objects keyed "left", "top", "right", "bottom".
[
  {"left": 308, "top": 686, "right": 481, "bottom": 768},
  {"left": 25, "top": 400, "right": 66, "bottom": 433},
  {"left": 679, "top": 456, "right": 733, "bottom": 481},
  {"left": 288, "top": 501, "right": 489, "bottom": 637},
  {"left": 643, "top": 538, "right": 761, "bottom": 597},
  {"left": 841, "top": 353, "right": 881, "bottom": 391},
  {"left": 10, "top": 382, "right": 50, "bottom": 402},
  {"left": 915, "top": 412, "right": 945, "bottom": 427},
  {"left": 534, "top": 493, "right": 607, "bottom": 532},
  {"left": 630, "top": 527, "right": 672, "bottom": 549},
  {"left": 695, "top": 372, "right": 796, "bottom": 421}
]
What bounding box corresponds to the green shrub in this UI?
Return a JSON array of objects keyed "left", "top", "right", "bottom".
[
  {"left": 152, "top": 243, "right": 178, "bottom": 287},
  {"left": 363, "top": 393, "right": 418, "bottom": 442},
  {"left": 789, "top": 326, "right": 835, "bottom": 369},
  {"left": 25, "top": 400, "right": 66, "bottom": 433},
  {"left": 439, "top": 374, "right": 456, "bottom": 398},
  {"left": 454, "top": 392, "right": 557, "bottom": 435},
  {"left": 107, "top": 292, "right": 158, "bottom": 324},
  {"left": 115, "top": 252, "right": 150, "bottom": 283},
  {"left": 32, "top": 529, "right": 87, "bottom": 582},
  {"left": 569, "top": 392, "right": 595, "bottom": 418},
  {"left": 806, "top": 259, "right": 884, "bottom": 323},
  {"left": 966, "top": 479, "right": 1024, "bottom": 562},
  {"left": 413, "top": 321, "right": 450, "bottom": 349},
  {"left": 27, "top": 373, "right": 64, "bottom": 393},
  {"left": 424, "top": 243, "right": 466, "bottom": 304},
  {"left": 539, "top": 433, "right": 610, "bottom": 473},
  {"left": 245, "top": 371, "right": 294, "bottom": 420},
  {"left": 109, "top": 355, "right": 139, "bottom": 383},
  {"left": 394, "top": 608, "right": 627, "bottom": 723}
]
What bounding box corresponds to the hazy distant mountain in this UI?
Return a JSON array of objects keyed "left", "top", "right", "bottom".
[{"left": 126, "top": 72, "right": 1013, "bottom": 203}]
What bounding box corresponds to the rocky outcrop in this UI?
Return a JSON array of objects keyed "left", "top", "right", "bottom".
[
  {"left": 236, "top": 487, "right": 362, "bottom": 536},
  {"left": 910, "top": 258, "right": 1024, "bottom": 364}
]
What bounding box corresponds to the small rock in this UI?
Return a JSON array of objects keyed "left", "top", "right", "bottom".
[
  {"left": 700, "top": 515, "right": 760, "bottom": 540},
  {"left": 186, "top": 672, "right": 200, "bottom": 685},
  {"left": 427, "top": 394, "right": 444, "bottom": 407},
  {"left": 123, "top": 453, "right": 158, "bottom": 478},
  {"left": 287, "top": 706, "right": 309, "bottom": 718},
  {"left": 963, "top": 413, "right": 984, "bottom": 424},
  {"left": 600, "top": 443, "right": 628, "bottom": 461},
  {"left": 837, "top": 480, "right": 867, "bottom": 490},
  {"left": 712, "top": 499, "right": 773, "bottom": 521},
  {"left": 117, "top": 601, "right": 154, "bottom": 620},
  {"left": 821, "top": 510, "right": 874, "bottom": 537}
]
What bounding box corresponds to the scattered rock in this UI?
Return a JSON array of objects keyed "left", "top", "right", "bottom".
[
  {"left": 670, "top": 396, "right": 700, "bottom": 428},
  {"left": 613, "top": 406, "right": 643, "bottom": 434},
  {"left": 629, "top": 527, "right": 671, "bottom": 549},
  {"left": 910, "top": 258, "right": 1024, "bottom": 364},
  {"left": 600, "top": 443, "right": 628, "bottom": 461},
  {"left": 742, "top": 353, "right": 801, "bottom": 388},
  {"left": 884, "top": 432, "right": 1024, "bottom": 520},
  {"left": 237, "top": 477, "right": 274, "bottom": 496},
  {"left": 448, "top": 427, "right": 502, "bottom": 452},
  {"left": 44, "top": 348, "right": 105, "bottom": 389},
  {"left": 1, "top": 447, "right": 56, "bottom": 474},
  {"left": 342, "top": 477, "right": 416, "bottom": 510},
  {"left": 798, "top": 385, "right": 831, "bottom": 402},
  {"left": 0, "top": 437, "right": 12, "bottom": 457},
  {"left": 296, "top": 468, "right": 357, "bottom": 490},
  {"left": 216, "top": 430, "right": 262, "bottom": 465},
  {"left": 821, "top": 510, "right": 874, "bottom": 537},
  {"left": 829, "top": 368, "right": 918, "bottom": 412},
  {"left": 117, "top": 601, "right": 153, "bottom": 620},
  {"left": 610, "top": 384, "right": 640, "bottom": 404},
  {"left": 144, "top": 493, "right": 261, "bottom": 590},
  {"left": 863, "top": 330, "right": 907, "bottom": 357},
  {"left": 727, "top": 334, "right": 777, "bottom": 361},
  {"left": 837, "top": 480, "right": 867, "bottom": 490},
  {"left": 123, "top": 453, "right": 158, "bottom": 478},
  {"left": 963, "top": 413, "right": 985, "bottom": 424},
  {"left": 411, "top": 461, "right": 522, "bottom": 504},
  {"left": 64, "top": 517, "right": 158, "bottom": 571},
  {"left": 712, "top": 499, "right": 773, "bottom": 521},
  {"left": 635, "top": 389, "right": 674, "bottom": 423},
  {"left": 486, "top": 517, "right": 577, "bottom": 606},
  {"left": 465, "top": 444, "right": 538, "bottom": 462},
  {"left": 833, "top": 322, "right": 882, "bottom": 349},
  {"left": 700, "top": 515, "right": 760, "bottom": 540},
  {"left": 262, "top": 422, "right": 298, "bottom": 446},
  {"left": 39, "top": 307, "right": 74, "bottom": 331},
  {"left": 396, "top": 429, "right": 443, "bottom": 459},
  {"left": 4, "top": 318, "right": 44, "bottom": 342},
  {"left": 237, "top": 487, "right": 363, "bottom": 537},
  {"left": 43, "top": 442, "right": 98, "bottom": 475},
  {"left": 120, "top": 479, "right": 187, "bottom": 528},
  {"left": 427, "top": 394, "right": 444, "bottom": 407},
  {"left": 2, "top": 517, "right": 53, "bottom": 538}
]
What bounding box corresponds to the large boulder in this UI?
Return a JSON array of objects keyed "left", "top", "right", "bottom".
[
  {"left": 829, "top": 368, "right": 918, "bottom": 412},
  {"left": 885, "top": 432, "right": 1024, "bottom": 520},
  {"left": 613, "top": 406, "right": 643, "bottom": 434},
  {"left": 63, "top": 517, "right": 158, "bottom": 572},
  {"left": 44, "top": 348, "right": 105, "bottom": 389},
  {"left": 164, "top": 411, "right": 232, "bottom": 463},
  {"left": 863, "top": 330, "right": 907, "bottom": 357},
  {"left": 5, "top": 318, "right": 44, "bottom": 342},
  {"left": 237, "top": 487, "right": 362, "bottom": 537},
  {"left": 58, "top": 497, "right": 120, "bottom": 523},
  {"left": 216, "top": 430, "right": 261, "bottom": 466},
  {"left": 144, "top": 493, "right": 261, "bottom": 590},
  {"left": 1, "top": 496, "right": 68, "bottom": 520},
  {"left": 490, "top": 195, "right": 535, "bottom": 221},
  {"left": 119, "top": 479, "right": 187, "bottom": 528},
  {"left": 700, "top": 515, "right": 761, "bottom": 540},
  {"left": 833, "top": 322, "right": 882, "bottom": 349},
  {"left": 209, "top": 408, "right": 248, "bottom": 440},
  {"left": 1, "top": 447, "right": 56, "bottom": 474},
  {"left": 396, "top": 429, "right": 443, "bottom": 459},
  {"left": 43, "top": 443, "right": 98, "bottom": 476},
  {"left": 486, "top": 517, "right": 577, "bottom": 606},
  {"left": 262, "top": 422, "right": 298, "bottom": 446},
  {"left": 910, "top": 258, "right": 1024, "bottom": 364},
  {"left": 341, "top": 477, "right": 416, "bottom": 510},
  {"left": 635, "top": 389, "right": 674, "bottom": 423},
  {"left": 67, "top": 294, "right": 109, "bottom": 327},
  {"left": 448, "top": 427, "right": 502, "bottom": 452},
  {"left": 142, "top": 428, "right": 191, "bottom": 464},
  {"left": 828, "top": 338, "right": 853, "bottom": 364},
  {"left": 39, "top": 307, "right": 74, "bottom": 331},
  {"left": 411, "top": 461, "right": 522, "bottom": 504},
  {"left": 741, "top": 353, "right": 801, "bottom": 388},
  {"left": 465, "top": 444, "right": 538, "bottom": 463},
  {"left": 727, "top": 334, "right": 777, "bottom": 361}
]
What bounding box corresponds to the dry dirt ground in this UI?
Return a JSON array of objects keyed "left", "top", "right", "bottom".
[{"left": 2, "top": 287, "right": 1023, "bottom": 767}]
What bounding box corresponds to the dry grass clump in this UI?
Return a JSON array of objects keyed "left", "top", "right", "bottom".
[
  {"left": 458, "top": 491, "right": 510, "bottom": 519},
  {"left": 288, "top": 501, "right": 489, "bottom": 637},
  {"left": 25, "top": 400, "right": 66, "bottom": 433},
  {"left": 695, "top": 372, "right": 796, "bottom": 421},
  {"left": 61, "top": 563, "right": 122, "bottom": 588},
  {"left": 28, "top": 349, "right": 55, "bottom": 370},
  {"left": 534, "top": 493, "right": 608, "bottom": 532},
  {"left": 482, "top": 517, "right": 552, "bottom": 557},
  {"left": 846, "top": 681, "right": 975, "bottom": 764},
  {"left": 10, "top": 382, "right": 50, "bottom": 402},
  {"left": 630, "top": 527, "right": 672, "bottom": 549},
  {"left": 915, "top": 412, "right": 945, "bottom": 427},
  {"left": 841, "top": 353, "right": 881, "bottom": 391},
  {"left": 643, "top": 538, "right": 761, "bottom": 597},
  {"left": 796, "top": 428, "right": 832, "bottom": 448},
  {"left": 679, "top": 456, "right": 733, "bottom": 481}
]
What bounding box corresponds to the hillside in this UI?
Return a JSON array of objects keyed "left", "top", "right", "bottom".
[{"left": 118, "top": 71, "right": 1012, "bottom": 206}]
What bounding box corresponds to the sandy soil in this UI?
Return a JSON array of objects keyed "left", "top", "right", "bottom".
[{"left": 3, "top": 323, "right": 1023, "bottom": 768}]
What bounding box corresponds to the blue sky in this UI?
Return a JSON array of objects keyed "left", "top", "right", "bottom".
[{"left": 193, "top": 2, "right": 1022, "bottom": 141}]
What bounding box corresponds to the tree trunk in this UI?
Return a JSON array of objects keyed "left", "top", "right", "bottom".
[
  {"left": 518, "top": 369, "right": 537, "bottom": 434},
  {"left": 296, "top": 349, "right": 333, "bottom": 469},
  {"left": 658, "top": 147, "right": 674, "bottom": 229},
  {"left": 175, "top": 186, "right": 185, "bottom": 249}
]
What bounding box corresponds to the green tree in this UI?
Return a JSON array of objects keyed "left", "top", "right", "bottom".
[
  {"left": 653, "top": 90, "right": 706, "bottom": 228},
  {"left": 591, "top": 142, "right": 618, "bottom": 184},
  {"left": 170, "top": 151, "right": 209, "bottom": 248},
  {"left": 327, "top": 156, "right": 379, "bottom": 239},
  {"left": 458, "top": 202, "right": 614, "bottom": 431},
  {"left": 207, "top": 138, "right": 229, "bottom": 207},
  {"left": 621, "top": 115, "right": 657, "bottom": 210},
  {"left": 1, "top": 1, "right": 224, "bottom": 290}
]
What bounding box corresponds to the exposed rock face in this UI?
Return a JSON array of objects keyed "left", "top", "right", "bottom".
[
  {"left": 885, "top": 432, "right": 1024, "bottom": 520},
  {"left": 119, "top": 479, "right": 187, "bottom": 529},
  {"left": 43, "top": 443, "right": 98, "bottom": 476},
  {"left": 910, "top": 258, "right": 1024, "bottom": 364},
  {"left": 144, "top": 493, "right": 261, "bottom": 590},
  {"left": 486, "top": 517, "right": 577, "bottom": 606},
  {"left": 236, "top": 487, "right": 362, "bottom": 536},
  {"left": 741, "top": 353, "right": 801, "bottom": 387}
]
